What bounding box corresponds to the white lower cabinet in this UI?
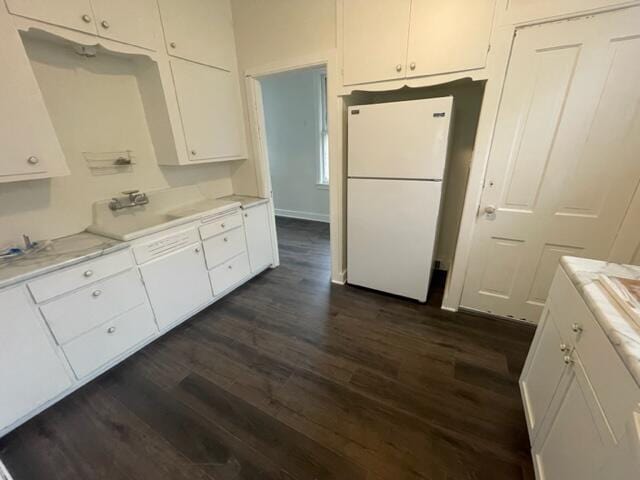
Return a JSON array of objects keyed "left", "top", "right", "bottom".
[
  {"left": 210, "top": 252, "right": 251, "bottom": 296},
  {"left": 532, "top": 352, "right": 614, "bottom": 479},
  {"left": 243, "top": 203, "right": 274, "bottom": 273},
  {"left": 139, "top": 242, "right": 213, "bottom": 330},
  {"left": 520, "top": 266, "right": 640, "bottom": 479},
  {"left": 62, "top": 303, "right": 157, "bottom": 379},
  {"left": 0, "top": 287, "right": 71, "bottom": 430}
]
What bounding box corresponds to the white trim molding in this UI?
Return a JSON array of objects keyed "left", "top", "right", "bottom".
[{"left": 275, "top": 209, "right": 330, "bottom": 224}]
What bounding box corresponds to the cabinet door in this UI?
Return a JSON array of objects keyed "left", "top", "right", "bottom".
[
  {"left": 158, "top": 0, "right": 236, "bottom": 70},
  {"left": 90, "top": 0, "right": 160, "bottom": 50},
  {"left": 406, "top": 0, "right": 495, "bottom": 78},
  {"left": 0, "top": 7, "right": 68, "bottom": 182},
  {"left": 533, "top": 352, "right": 616, "bottom": 480},
  {"left": 5, "top": 0, "right": 97, "bottom": 34},
  {"left": 139, "top": 244, "right": 212, "bottom": 330},
  {"left": 243, "top": 204, "right": 274, "bottom": 273},
  {"left": 519, "top": 307, "right": 567, "bottom": 442},
  {"left": 0, "top": 287, "right": 71, "bottom": 431},
  {"left": 342, "top": 0, "right": 411, "bottom": 85},
  {"left": 170, "top": 59, "right": 247, "bottom": 162}
]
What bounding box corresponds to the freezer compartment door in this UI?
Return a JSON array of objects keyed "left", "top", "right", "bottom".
[
  {"left": 348, "top": 96, "right": 453, "bottom": 180},
  {"left": 347, "top": 178, "right": 442, "bottom": 302}
]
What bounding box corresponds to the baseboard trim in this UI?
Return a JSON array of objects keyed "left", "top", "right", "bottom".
[
  {"left": 331, "top": 269, "right": 347, "bottom": 285},
  {"left": 275, "top": 209, "right": 330, "bottom": 223}
]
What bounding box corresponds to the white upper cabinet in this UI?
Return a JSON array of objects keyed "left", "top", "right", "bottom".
[
  {"left": 406, "top": 0, "right": 495, "bottom": 78},
  {"left": 0, "top": 287, "right": 72, "bottom": 431},
  {"left": 0, "top": 7, "right": 68, "bottom": 182},
  {"left": 5, "top": 0, "right": 97, "bottom": 34},
  {"left": 342, "top": 0, "right": 411, "bottom": 85},
  {"left": 158, "top": 0, "right": 236, "bottom": 71},
  {"left": 341, "top": 0, "right": 496, "bottom": 86},
  {"left": 90, "top": 0, "right": 160, "bottom": 50},
  {"left": 171, "top": 58, "right": 247, "bottom": 162}
]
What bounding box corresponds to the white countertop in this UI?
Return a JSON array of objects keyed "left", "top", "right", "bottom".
[
  {"left": 0, "top": 232, "right": 126, "bottom": 290},
  {"left": 0, "top": 191, "right": 269, "bottom": 289},
  {"left": 561, "top": 256, "right": 640, "bottom": 387}
]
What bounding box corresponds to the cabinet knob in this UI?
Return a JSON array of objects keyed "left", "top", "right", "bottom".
[
  {"left": 395, "top": 64, "right": 403, "bottom": 72},
  {"left": 228, "top": 265, "right": 233, "bottom": 270},
  {"left": 409, "top": 62, "right": 416, "bottom": 71},
  {"left": 92, "top": 289, "right": 102, "bottom": 297},
  {"left": 27, "top": 156, "right": 40, "bottom": 165},
  {"left": 170, "top": 42, "right": 177, "bottom": 49},
  {"left": 107, "top": 326, "right": 116, "bottom": 334},
  {"left": 223, "top": 237, "right": 228, "bottom": 242},
  {"left": 221, "top": 223, "right": 226, "bottom": 228},
  {"left": 563, "top": 355, "right": 574, "bottom": 365},
  {"left": 244, "top": 213, "right": 248, "bottom": 218},
  {"left": 101, "top": 20, "right": 110, "bottom": 29},
  {"left": 195, "top": 247, "right": 201, "bottom": 253},
  {"left": 571, "top": 323, "right": 583, "bottom": 334},
  {"left": 560, "top": 343, "right": 569, "bottom": 352},
  {"left": 84, "top": 270, "right": 93, "bottom": 278},
  {"left": 191, "top": 149, "right": 197, "bottom": 156},
  {"left": 81, "top": 14, "right": 92, "bottom": 23}
]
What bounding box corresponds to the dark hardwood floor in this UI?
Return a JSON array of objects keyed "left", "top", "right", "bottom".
[{"left": 0, "top": 217, "right": 536, "bottom": 480}]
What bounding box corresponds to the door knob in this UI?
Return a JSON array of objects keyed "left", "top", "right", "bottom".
[{"left": 484, "top": 205, "right": 497, "bottom": 215}]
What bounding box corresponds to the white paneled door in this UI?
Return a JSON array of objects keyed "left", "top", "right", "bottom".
[{"left": 461, "top": 7, "right": 640, "bottom": 322}]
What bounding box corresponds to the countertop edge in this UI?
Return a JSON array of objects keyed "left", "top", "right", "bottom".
[
  {"left": 0, "top": 241, "right": 129, "bottom": 292},
  {"left": 560, "top": 256, "right": 640, "bottom": 388}
]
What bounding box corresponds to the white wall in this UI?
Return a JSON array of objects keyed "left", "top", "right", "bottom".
[
  {"left": 0, "top": 36, "right": 233, "bottom": 247},
  {"left": 229, "top": 0, "right": 336, "bottom": 196},
  {"left": 261, "top": 68, "right": 329, "bottom": 222}
]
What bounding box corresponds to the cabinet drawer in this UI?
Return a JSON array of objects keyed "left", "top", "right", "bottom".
[
  {"left": 40, "top": 269, "right": 146, "bottom": 345},
  {"left": 199, "top": 211, "right": 243, "bottom": 240},
  {"left": 62, "top": 303, "right": 157, "bottom": 379},
  {"left": 27, "top": 249, "right": 133, "bottom": 303},
  {"left": 209, "top": 253, "right": 250, "bottom": 295},
  {"left": 203, "top": 226, "right": 246, "bottom": 269},
  {"left": 549, "top": 268, "right": 640, "bottom": 440}
]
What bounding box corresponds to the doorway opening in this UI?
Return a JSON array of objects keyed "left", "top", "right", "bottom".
[{"left": 245, "top": 57, "right": 332, "bottom": 283}]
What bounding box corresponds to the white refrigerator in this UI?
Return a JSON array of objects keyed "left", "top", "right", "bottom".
[{"left": 347, "top": 96, "right": 453, "bottom": 302}]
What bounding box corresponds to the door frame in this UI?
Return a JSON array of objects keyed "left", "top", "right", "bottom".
[
  {"left": 243, "top": 50, "right": 344, "bottom": 283},
  {"left": 442, "top": 0, "right": 640, "bottom": 312}
]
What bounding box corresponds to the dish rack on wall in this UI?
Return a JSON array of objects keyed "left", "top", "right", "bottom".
[{"left": 84, "top": 150, "right": 136, "bottom": 175}]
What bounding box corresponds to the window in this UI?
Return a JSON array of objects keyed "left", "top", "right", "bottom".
[{"left": 318, "top": 72, "right": 329, "bottom": 186}]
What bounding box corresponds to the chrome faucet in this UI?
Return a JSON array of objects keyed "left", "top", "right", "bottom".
[{"left": 109, "top": 190, "right": 149, "bottom": 211}]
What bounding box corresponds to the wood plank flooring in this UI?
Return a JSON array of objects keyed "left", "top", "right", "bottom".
[{"left": 0, "top": 217, "right": 536, "bottom": 479}]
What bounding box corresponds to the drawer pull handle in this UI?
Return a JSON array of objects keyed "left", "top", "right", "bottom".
[
  {"left": 572, "top": 323, "right": 583, "bottom": 334},
  {"left": 92, "top": 290, "right": 102, "bottom": 297},
  {"left": 84, "top": 270, "right": 94, "bottom": 278},
  {"left": 223, "top": 237, "right": 228, "bottom": 242},
  {"left": 107, "top": 326, "right": 116, "bottom": 334}
]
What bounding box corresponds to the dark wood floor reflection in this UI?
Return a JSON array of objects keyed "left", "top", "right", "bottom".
[{"left": 0, "top": 217, "right": 536, "bottom": 479}]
